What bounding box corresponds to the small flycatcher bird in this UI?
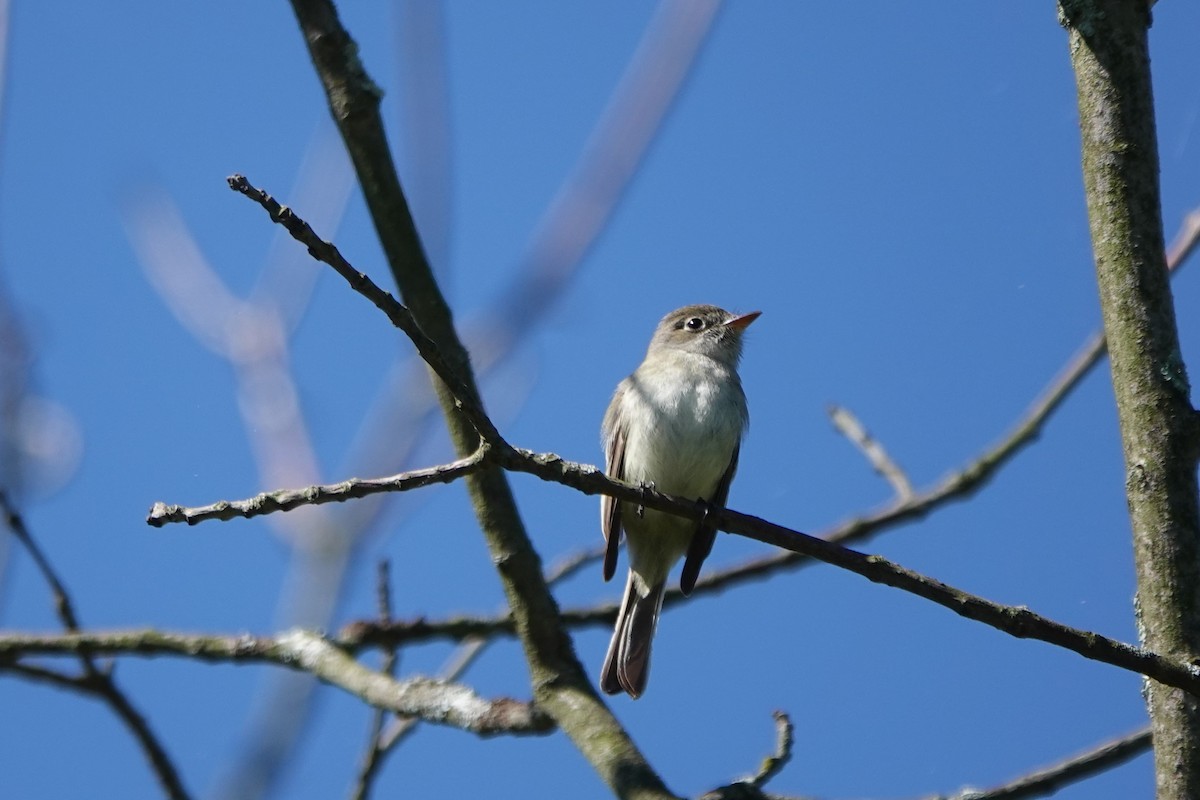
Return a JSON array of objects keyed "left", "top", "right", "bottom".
[{"left": 600, "top": 304, "right": 759, "bottom": 698}]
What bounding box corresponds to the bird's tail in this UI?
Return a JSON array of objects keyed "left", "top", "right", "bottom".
[{"left": 599, "top": 571, "right": 666, "bottom": 699}]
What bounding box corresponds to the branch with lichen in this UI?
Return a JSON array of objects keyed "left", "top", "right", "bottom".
[{"left": 2, "top": 627, "right": 550, "bottom": 736}]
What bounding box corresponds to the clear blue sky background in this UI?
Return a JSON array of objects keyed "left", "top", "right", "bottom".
[{"left": 3, "top": 3, "right": 1200, "bottom": 799}]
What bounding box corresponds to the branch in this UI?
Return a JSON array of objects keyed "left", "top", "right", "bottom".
[
  {"left": 226, "top": 174, "right": 503, "bottom": 449},
  {"left": 68, "top": 438, "right": 1200, "bottom": 700},
  {"left": 828, "top": 404, "right": 913, "bottom": 499},
  {"left": 502, "top": 448, "right": 1200, "bottom": 695},
  {"left": 922, "top": 725, "right": 1151, "bottom": 800},
  {"left": 338, "top": 547, "right": 607, "bottom": 648},
  {"left": 276, "top": 629, "right": 550, "bottom": 736},
  {"left": 1060, "top": 2, "right": 1200, "bottom": 797},
  {"left": 697, "top": 713, "right": 795, "bottom": 800},
  {"left": 349, "top": 560, "right": 400, "bottom": 800},
  {"left": 323, "top": 445, "right": 1200, "bottom": 697},
  {"left": 350, "top": 545, "right": 604, "bottom": 799},
  {"left": 746, "top": 711, "right": 794, "bottom": 790},
  {"left": 1, "top": 491, "right": 192, "bottom": 800},
  {"left": 147, "top": 444, "right": 488, "bottom": 526},
  {"left": 1, "top": 628, "right": 551, "bottom": 737}
]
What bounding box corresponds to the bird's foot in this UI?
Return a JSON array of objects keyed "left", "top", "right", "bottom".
[{"left": 637, "top": 481, "right": 656, "bottom": 518}]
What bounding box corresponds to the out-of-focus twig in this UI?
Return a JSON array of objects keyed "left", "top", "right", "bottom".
[
  {"left": 471, "top": 0, "right": 725, "bottom": 365},
  {"left": 828, "top": 404, "right": 913, "bottom": 500}
]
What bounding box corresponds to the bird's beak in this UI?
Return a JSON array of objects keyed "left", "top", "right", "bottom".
[{"left": 723, "top": 310, "right": 761, "bottom": 331}]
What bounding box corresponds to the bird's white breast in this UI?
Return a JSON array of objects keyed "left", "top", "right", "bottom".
[{"left": 618, "top": 352, "right": 746, "bottom": 501}]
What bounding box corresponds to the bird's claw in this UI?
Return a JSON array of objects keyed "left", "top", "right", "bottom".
[{"left": 637, "top": 481, "right": 656, "bottom": 518}]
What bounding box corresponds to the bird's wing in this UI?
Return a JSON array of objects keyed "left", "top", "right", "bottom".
[
  {"left": 679, "top": 444, "right": 739, "bottom": 596},
  {"left": 600, "top": 389, "right": 627, "bottom": 583}
]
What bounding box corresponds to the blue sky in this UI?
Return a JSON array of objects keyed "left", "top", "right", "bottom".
[{"left": 3, "top": 3, "right": 1200, "bottom": 798}]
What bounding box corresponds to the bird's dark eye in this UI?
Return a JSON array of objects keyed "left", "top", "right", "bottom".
[{"left": 684, "top": 317, "right": 705, "bottom": 331}]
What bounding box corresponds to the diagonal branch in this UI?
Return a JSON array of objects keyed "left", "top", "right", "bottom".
[
  {"left": 659, "top": 201, "right": 1199, "bottom": 601},
  {"left": 922, "top": 725, "right": 1151, "bottom": 800},
  {"left": 1, "top": 628, "right": 551, "bottom": 737},
  {"left": 828, "top": 404, "right": 913, "bottom": 500},
  {"left": 274, "top": 629, "right": 551, "bottom": 736},
  {"left": 498, "top": 446, "right": 1200, "bottom": 688},
  {"left": 2, "top": 491, "right": 192, "bottom": 800},
  {"left": 226, "top": 174, "right": 503, "bottom": 449}
]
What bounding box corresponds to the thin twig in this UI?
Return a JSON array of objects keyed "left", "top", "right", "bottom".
[
  {"left": 747, "top": 711, "right": 794, "bottom": 789},
  {"left": 1, "top": 628, "right": 551, "bottom": 737},
  {"left": 349, "top": 561, "right": 399, "bottom": 800},
  {"left": 920, "top": 725, "right": 1152, "bottom": 800},
  {"left": 352, "top": 545, "right": 605, "bottom": 795},
  {"left": 5, "top": 660, "right": 86, "bottom": 690},
  {"left": 226, "top": 174, "right": 504, "bottom": 449},
  {"left": 147, "top": 444, "right": 488, "bottom": 526},
  {"left": 1, "top": 491, "right": 192, "bottom": 800},
  {"left": 828, "top": 404, "right": 913, "bottom": 499}
]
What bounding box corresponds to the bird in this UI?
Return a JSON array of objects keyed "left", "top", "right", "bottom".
[{"left": 599, "top": 304, "right": 758, "bottom": 698}]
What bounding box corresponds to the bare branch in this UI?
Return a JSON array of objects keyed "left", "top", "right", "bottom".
[
  {"left": 496, "top": 446, "right": 1200, "bottom": 696},
  {"left": 1, "top": 628, "right": 551, "bottom": 737},
  {"left": 148, "top": 430, "right": 1200, "bottom": 701},
  {"left": 44, "top": 439, "right": 1200, "bottom": 704},
  {"left": 351, "top": 546, "right": 604, "bottom": 798},
  {"left": 921, "top": 725, "right": 1151, "bottom": 800},
  {"left": 746, "top": 711, "right": 794, "bottom": 790},
  {"left": 147, "top": 445, "right": 488, "bottom": 526},
  {"left": 349, "top": 561, "right": 400, "bottom": 800},
  {"left": 227, "top": 174, "right": 504, "bottom": 450},
  {"left": 2, "top": 491, "right": 192, "bottom": 800},
  {"left": 276, "top": 629, "right": 550, "bottom": 736},
  {"left": 699, "top": 712, "right": 797, "bottom": 800},
  {"left": 828, "top": 405, "right": 913, "bottom": 499}
]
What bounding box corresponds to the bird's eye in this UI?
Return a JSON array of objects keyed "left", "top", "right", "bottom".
[{"left": 684, "top": 317, "right": 705, "bottom": 331}]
